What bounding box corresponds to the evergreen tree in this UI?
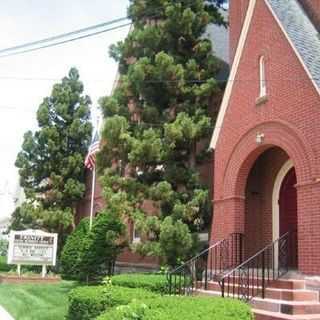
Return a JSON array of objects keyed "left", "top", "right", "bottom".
[
  {"left": 14, "top": 68, "right": 92, "bottom": 236},
  {"left": 98, "top": 0, "right": 226, "bottom": 267}
]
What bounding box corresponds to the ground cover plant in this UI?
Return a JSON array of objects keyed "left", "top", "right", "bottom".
[
  {"left": 97, "top": 296, "right": 253, "bottom": 320},
  {"left": 111, "top": 273, "right": 168, "bottom": 294},
  {"left": 67, "top": 284, "right": 158, "bottom": 320},
  {"left": 67, "top": 273, "right": 253, "bottom": 320},
  {"left": 0, "top": 281, "right": 78, "bottom": 320}
]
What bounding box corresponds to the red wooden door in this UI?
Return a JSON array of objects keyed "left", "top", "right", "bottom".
[{"left": 279, "top": 168, "right": 297, "bottom": 268}]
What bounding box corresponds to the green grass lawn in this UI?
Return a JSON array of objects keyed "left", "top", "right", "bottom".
[{"left": 0, "top": 281, "right": 78, "bottom": 320}]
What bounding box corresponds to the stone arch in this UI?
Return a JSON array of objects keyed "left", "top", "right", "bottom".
[{"left": 222, "top": 120, "right": 316, "bottom": 199}]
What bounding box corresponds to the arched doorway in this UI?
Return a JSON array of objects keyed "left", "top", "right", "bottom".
[
  {"left": 279, "top": 167, "right": 298, "bottom": 268},
  {"left": 244, "top": 147, "right": 291, "bottom": 258},
  {"left": 279, "top": 168, "right": 297, "bottom": 237}
]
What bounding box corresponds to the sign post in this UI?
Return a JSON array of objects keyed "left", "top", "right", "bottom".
[{"left": 8, "top": 229, "right": 58, "bottom": 278}]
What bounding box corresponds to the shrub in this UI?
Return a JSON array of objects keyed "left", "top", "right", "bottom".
[
  {"left": 60, "top": 218, "right": 90, "bottom": 280},
  {"left": 0, "top": 239, "right": 8, "bottom": 256},
  {"left": 67, "top": 285, "right": 157, "bottom": 320},
  {"left": 0, "top": 256, "right": 11, "bottom": 273},
  {"left": 97, "top": 302, "right": 147, "bottom": 320},
  {"left": 111, "top": 274, "right": 168, "bottom": 294},
  {"left": 98, "top": 296, "right": 253, "bottom": 320},
  {"left": 79, "top": 211, "right": 125, "bottom": 280}
]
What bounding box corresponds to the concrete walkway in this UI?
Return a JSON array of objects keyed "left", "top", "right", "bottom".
[{"left": 0, "top": 305, "right": 14, "bottom": 320}]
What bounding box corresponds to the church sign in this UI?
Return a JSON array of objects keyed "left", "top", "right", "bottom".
[{"left": 8, "top": 230, "right": 58, "bottom": 266}]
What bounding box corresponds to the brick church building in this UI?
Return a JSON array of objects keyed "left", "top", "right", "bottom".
[{"left": 210, "top": 0, "right": 320, "bottom": 276}]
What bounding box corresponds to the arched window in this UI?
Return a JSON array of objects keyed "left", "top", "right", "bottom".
[{"left": 259, "top": 56, "right": 267, "bottom": 97}]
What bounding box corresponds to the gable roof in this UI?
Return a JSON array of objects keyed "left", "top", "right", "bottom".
[
  {"left": 210, "top": 0, "right": 320, "bottom": 150},
  {"left": 266, "top": 0, "right": 320, "bottom": 90}
]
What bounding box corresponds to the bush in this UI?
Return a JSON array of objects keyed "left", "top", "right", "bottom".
[
  {"left": 60, "top": 218, "right": 90, "bottom": 280},
  {"left": 67, "top": 285, "right": 157, "bottom": 320},
  {"left": 0, "top": 239, "right": 8, "bottom": 256},
  {"left": 98, "top": 296, "right": 253, "bottom": 320},
  {"left": 111, "top": 274, "right": 168, "bottom": 294},
  {"left": 0, "top": 256, "right": 11, "bottom": 273},
  {"left": 79, "top": 211, "right": 125, "bottom": 280}
]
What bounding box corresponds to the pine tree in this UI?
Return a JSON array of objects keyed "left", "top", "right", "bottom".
[
  {"left": 14, "top": 68, "right": 92, "bottom": 236},
  {"left": 98, "top": 0, "right": 226, "bottom": 267}
]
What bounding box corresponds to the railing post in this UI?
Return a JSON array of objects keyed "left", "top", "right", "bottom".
[
  {"left": 239, "top": 233, "right": 243, "bottom": 265},
  {"left": 221, "top": 278, "right": 225, "bottom": 298},
  {"left": 205, "top": 261, "right": 208, "bottom": 290},
  {"left": 262, "top": 250, "right": 265, "bottom": 299},
  {"left": 169, "top": 273, "right": 172, "bottom": 295}
]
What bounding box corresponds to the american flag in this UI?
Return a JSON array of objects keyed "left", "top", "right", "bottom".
[{"left": 85, "top": 131, "right": 100, "bottom": 170}]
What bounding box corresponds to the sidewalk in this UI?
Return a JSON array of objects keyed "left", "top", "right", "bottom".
[{"left": 0, "top": 306, "right": 14, "bottom": 320}]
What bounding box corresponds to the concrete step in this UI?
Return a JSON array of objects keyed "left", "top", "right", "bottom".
[
  {"left": 254, "top": 309, "right": 320, "bottom": 320},
  {"left": 252, "top": 298, "right": 320, "bottom": 315},
  {"left": 199, "top": 279, "right": 307, "bottom": 296},
  {"left": 265, "top": 288, "right": 319, "bottom": 302},
  {"left": 196, "top": 288, "right": 318, "bottom": 302}
]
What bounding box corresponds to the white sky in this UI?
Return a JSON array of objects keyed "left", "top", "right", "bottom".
[{"left": 0, "top": 0, "right": 130, "bottom": 221}]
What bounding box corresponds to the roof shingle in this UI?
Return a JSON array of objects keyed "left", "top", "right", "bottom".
[{"left": 267, "top": 0, "right": 320, "bottom": 89}]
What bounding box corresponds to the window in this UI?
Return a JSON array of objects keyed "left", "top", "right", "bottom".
[
  {"left": 132, "top": 224, "right": 141, "bottom": 244},
  {"left": 259, "top": 56, "right": 267, "bottom": 97}
]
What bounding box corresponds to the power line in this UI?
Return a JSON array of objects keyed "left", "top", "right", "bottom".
[
  {"left": 0, "top": 8, "right": 167, "bottom": 59},
  {"left": 1, "top": 76, "right": 320, "bottom": 83},
  {"left": 0, "top": 22, "right": 131, "bottom": 59},
  {"left": 0, "top": 16, "right": 129, "bottom": 55}
]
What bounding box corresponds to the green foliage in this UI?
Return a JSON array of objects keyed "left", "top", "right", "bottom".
[
  {"left": 79, "top": 211, "right": 126, "bottom": 280},
  {"left": 0, "top": 256, "right": 12, "bottom": 272},
  {"left": 61, "top": 211, "right": 125, "bottom": 281},
  {"left": 0, "top": 239, "right": 8, "bottom": 257},
  {"left": 14, "top": 68, "right": 92, "bottom": 236},
  {"left": 158, "top": 217, "right": 195, "bottom": 266},
  {"left": 98, "top": 297, "right": 253, "bottom": 320},
  {"left": 10, "top": 202, "right": 73, "bottom": 234},
  {"left": 67, "top": 285, "right": 157, "bottom": 320},
  {"left": 98, "top": 302, "right": 147, "bottom": 320},
  {"left": 111, "top": 274, "right": 168, "bottom": 294},
  {"left": 60, "top": 218, "right": 90, "bottom": 279},
  {"left": 98, "top": 0, "right": 225, "bottom": 267}
]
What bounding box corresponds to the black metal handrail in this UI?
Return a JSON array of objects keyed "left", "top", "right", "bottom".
[
  {"left": 167, "top": 233, "right": 244, "bottom": 295},
  {"left": 219, "top": 230, "right": 297, "bottom": 301}
]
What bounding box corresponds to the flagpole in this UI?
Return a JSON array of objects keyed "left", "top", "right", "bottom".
[{"left": 89, "top": 166, "right": 96, "bottom": 230}]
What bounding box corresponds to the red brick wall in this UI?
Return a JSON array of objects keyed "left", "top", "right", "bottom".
[
  {"left": 229, "top": 0, "right": 250, "bottom": 63},
  {"left": 299, "top": 0, "right": 320, "bottom": 31},
  {"left": 211, "top": 0, "right": 320, "bottom": 275}
]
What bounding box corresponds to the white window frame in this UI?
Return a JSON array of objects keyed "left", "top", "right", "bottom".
[
  {"left": 132, "top": 223, "right": 141, "bottom": 244},
  {"left": 259, "top": 56, "right": 267, "bottom": 97}
]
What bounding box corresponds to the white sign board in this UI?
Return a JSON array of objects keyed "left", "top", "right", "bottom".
[{"left": 8, "top": 230, "right": 58, "bottom": 266}]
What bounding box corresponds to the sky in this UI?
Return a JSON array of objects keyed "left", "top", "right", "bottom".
[{"left": 0, "top": 0, "right": 130, "bottom": 222}]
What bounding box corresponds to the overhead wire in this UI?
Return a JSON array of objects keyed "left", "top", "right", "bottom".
[
  {"left": 0, "top": 77, "right": 320, "bottom": 83},
  {"left": 0, "top": 7, "right": 169, "bottom": 59},
  {"left": 0, "top": 22, "right": 131, "bottom": 59},
  {"left": 0, "top": 17, "right": 129, "bottom": 56}
]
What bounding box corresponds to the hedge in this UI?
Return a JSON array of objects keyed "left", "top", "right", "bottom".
[
  {"left": 67, "top": 285, "right": 158, "bottom": 320},
  {"left": 111, "top": 274, "right": 168, "bottom": 294},
  {"left": 97, "top": 296, "right": 253, "bottom": 320}
]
